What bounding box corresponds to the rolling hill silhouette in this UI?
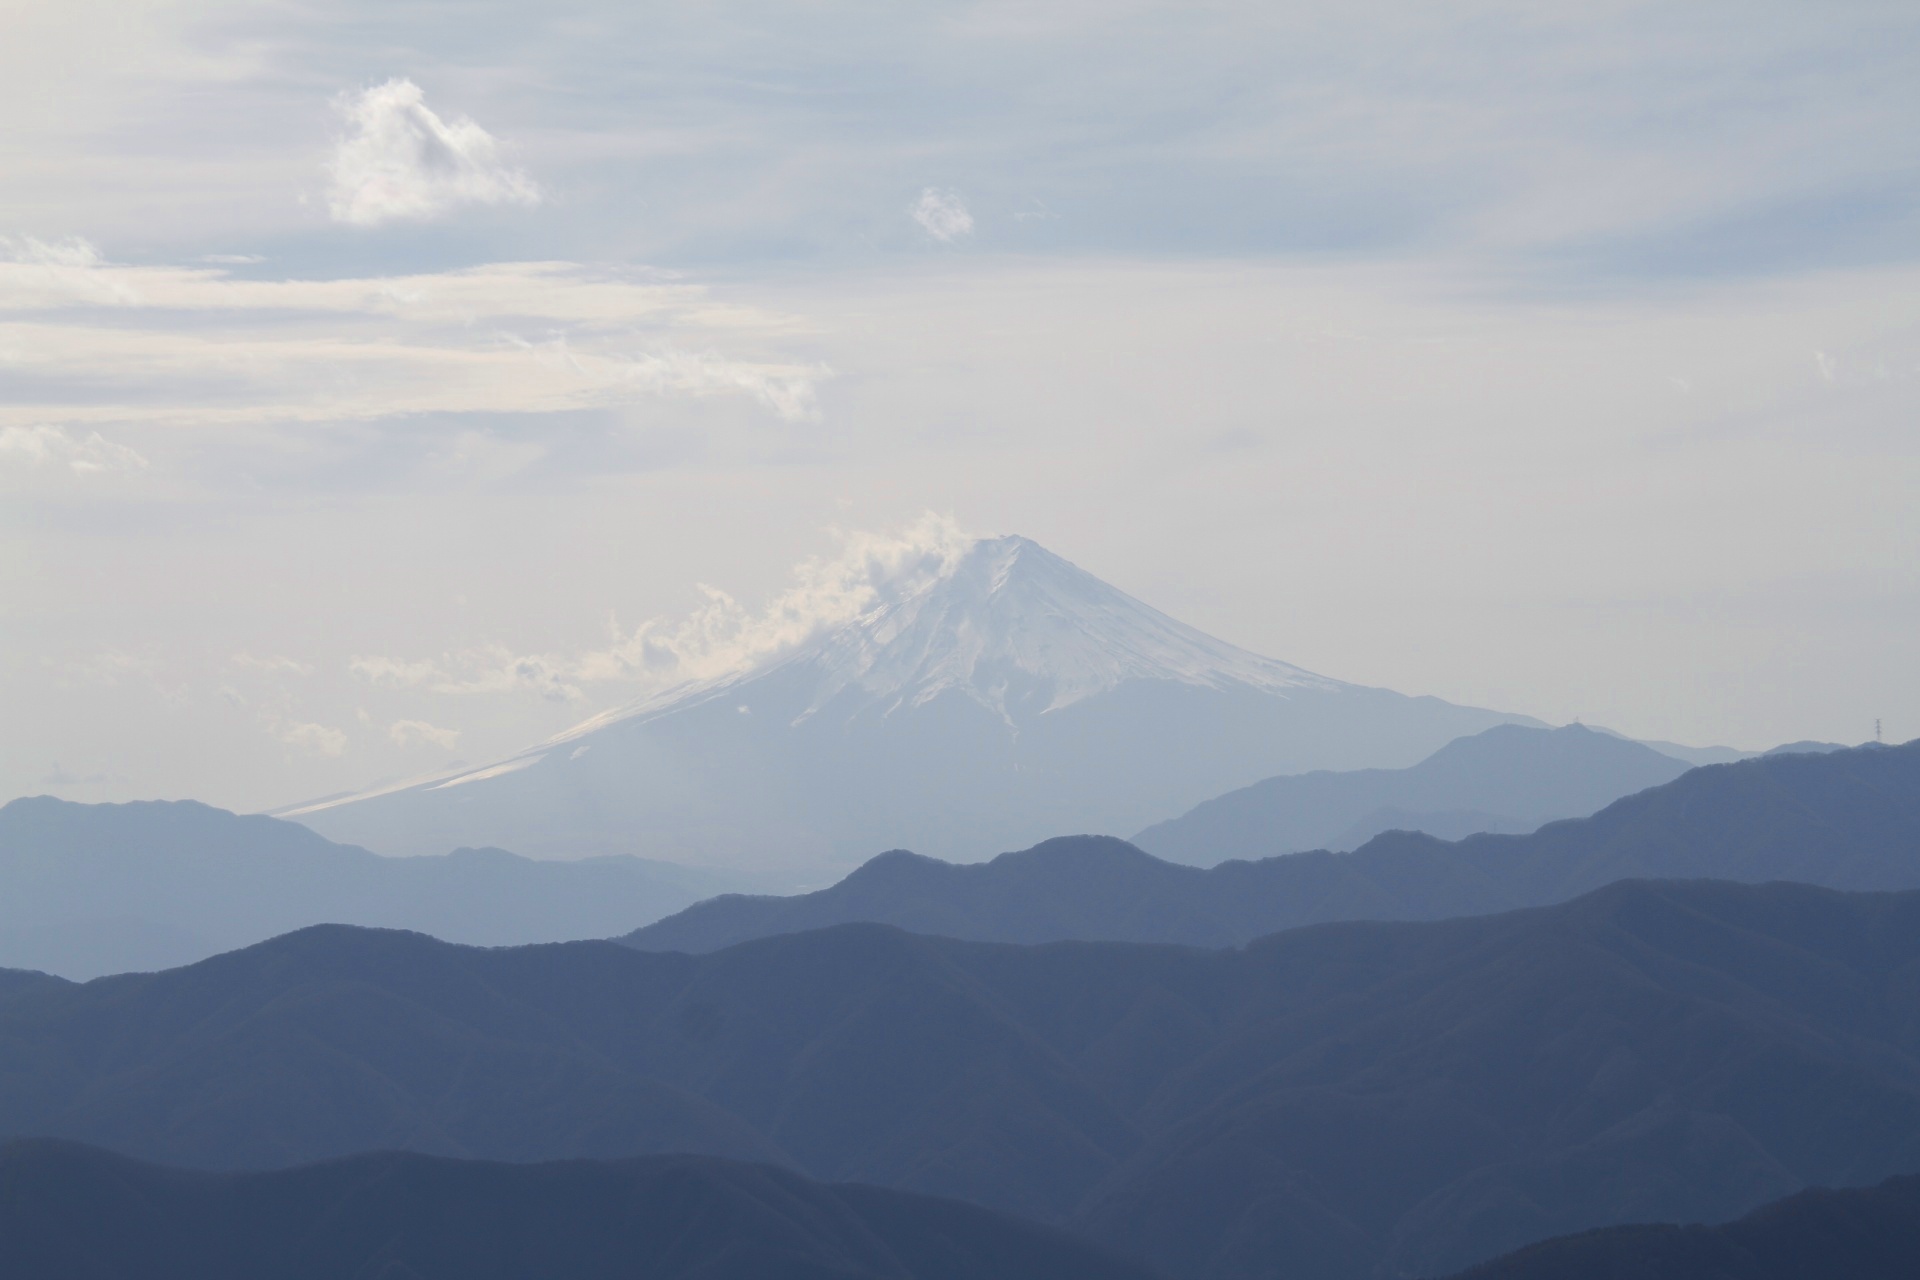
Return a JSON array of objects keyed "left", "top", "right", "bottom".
[
  {"left": 0, "top": 1140, "right": 1163, "bottom": 1280},
  {"left": 3, "top": 878, "right": 1918, "bottom": 1278},
  {"left": 1447, "top": 1172, "right": 1920, "bottom": 1280}
]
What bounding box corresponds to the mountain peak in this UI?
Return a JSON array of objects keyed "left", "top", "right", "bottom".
[{"left": 787, "top": 534, "right": 1336, "bottom": 724}]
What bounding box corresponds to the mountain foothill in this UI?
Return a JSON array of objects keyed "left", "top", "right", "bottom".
[
  {"left": 4, "top": 876, "right": 1920, "bottom": 1279},
  {"left": 5, "top": 536, "right": 1917, "bottom": 1280},
  {"left": 626, "top": 738, "right": 1920, "bottom": 952},
  {"left": 0, "top": 1140, "right": 1163, "bottom": 1280}
]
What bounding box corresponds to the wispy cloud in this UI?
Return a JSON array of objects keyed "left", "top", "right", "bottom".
[
  {"left": 3, "top": 235, "right": 106, "bottom": 269},
  {"left": 350, "top": 514, "right": 975, "bottom": 707},
  {"left": 911, "top": 188, "right": 974, "bottom": 243},
  {"left": 328, "top": 79, "right": 541, "bottom": 227},
  {"left": 231, "top": 653, "right": 313, "bottom": 676},
  {"left": 388, "top": 718, "right": 460, "bottom": 749},
  {"left": 0, "top": 234, "right": 140, "bottom": 305},
  {"left": 47, "top": 649, "right": 161, "bottom": 689},
  {"left": 279, "top": 721, "right": 348, "bottom": 756},
  {"left": 504, "top": 335, "right": 828, "bottom": 422},
  {"left": 0, "top": 424, "right": 147, "bottom": 474},
  {"left": 0, "top": 255, "right": 830, "bottom": 438}
]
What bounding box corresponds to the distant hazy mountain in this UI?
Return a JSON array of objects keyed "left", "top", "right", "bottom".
[
  {"left": 288, "top": 536, "right": 1529, "bottom": 871},
  {"left": 624, "top": 740, "right": 1920, "bottom": 953},
  {"left": 1448, "top": 1173, "right": 1920, "bottom": 1280},
  {"left": 1764, "top": 739, "right": 1852, "bottom": 755},
  {"left": 3, "top": 880, "right": 1916, "bottom": 1280},
  {"left": 0, "top": 1141, "right": 1162, "bottom": 1280},
  {"left": 1134, "top": 723, "right": 1689, "bottom": 864},
  {"left": 0, "top": 796, "right": 725, "bottom": 979}
]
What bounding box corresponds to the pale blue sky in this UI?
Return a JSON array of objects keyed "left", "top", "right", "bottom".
[{"left": 3, "top": 0, "right": 1917, "bottom": 810}]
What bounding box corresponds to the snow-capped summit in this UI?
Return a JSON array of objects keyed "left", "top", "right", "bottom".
[
  {"left": 294, "top": 536, "right": 1528, "bottom": 876},
  {"left": 790, "top": 536, "right": 1333, "bottom": 724}
]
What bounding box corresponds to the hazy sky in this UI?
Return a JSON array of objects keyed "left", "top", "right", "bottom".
[{"left": 4, "top": 0, "right": 1917, "bottom": 814}]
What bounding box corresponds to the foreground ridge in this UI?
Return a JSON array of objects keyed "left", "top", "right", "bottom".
[{"left": 0, "top": 1139, "right": 1164, "bottom": 1280}]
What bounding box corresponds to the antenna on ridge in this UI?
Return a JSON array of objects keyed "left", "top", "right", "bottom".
[{"left": 1876, "top": 718, "right": 1883, "bottom": 744}]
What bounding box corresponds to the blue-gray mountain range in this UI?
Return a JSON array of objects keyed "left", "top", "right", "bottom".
[
  {"left": 0, "top": 796, "right": 726, "bottom": 980},
  {"left": 1133, "top": 722, "right": 1692, "bottom": 864},
  {"left": 624, "top": 739, "right": 1920, "bottom": 953}
]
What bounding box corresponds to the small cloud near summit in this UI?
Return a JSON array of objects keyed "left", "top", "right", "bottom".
[
  {"left": 327, "top": 78, "right": 541, "bottom": 227},
  {"left": 911, "top": 188, "right": 974, "bottom": 242}
]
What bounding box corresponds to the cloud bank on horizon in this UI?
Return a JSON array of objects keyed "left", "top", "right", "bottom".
[{"left": 0, "top": 0, "right": 1915, "bottom": 813}]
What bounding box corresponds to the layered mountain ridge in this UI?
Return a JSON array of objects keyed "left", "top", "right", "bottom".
[
  {"left": 5, "top": 878, "right": 1919, "bottom": 1280},
  {"left": 623, "top": 738, "right": 1920, "bottom": 953}
]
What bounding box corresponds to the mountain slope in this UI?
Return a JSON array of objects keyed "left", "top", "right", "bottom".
[
  {"left": 0, "top": 796, "right": 724, "bottom": 979},
  {"left": 624, "top": 739, "right": 1920, "bottom": 953},
  {"left": 289, "top": 537, "right": 1528, "bottom": 870},
  {"left": 1133, "top": 723, "right": 1691, "bottom": 864},
  {"left": 0, "top": 1140, "right": 1163, "bottom": 1280},
  {"left": 4, "top": 880, "right": 1920, "bottom": 1279},
  {"left": 1447, "top": 1173, "right": 1920, "bottom": 1280}
]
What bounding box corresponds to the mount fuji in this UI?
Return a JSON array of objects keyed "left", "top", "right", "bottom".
[{"left": 290, "top": 536, "right": 1534, "bottom": 876}]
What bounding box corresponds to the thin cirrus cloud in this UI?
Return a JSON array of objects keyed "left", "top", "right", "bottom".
[
  {"left": 910, "top": 188, "right": 974, "bottom": 242},
  {"left": 279, "top": 722, "right": 348, "bottom": 757},
  {"left": 0, "top": 251, "right": 832, "bottom": 458},
  {"left": 0, "top": 424, "right": 147, "bottom": 475},
  {"left": 327, "top": 78, "right": 542, "bottom": 227},
  {"left": 388, "top": 719, "right": 460, "bottom": 750}
]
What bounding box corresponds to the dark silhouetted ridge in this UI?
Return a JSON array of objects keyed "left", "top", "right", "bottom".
[
  {"left": 1447, "top": 1172, "right": 1920, "bottom": 1280},
  {"left": 3, "top": 880, "right": 1920, "bottom": 1278},
  {"left": 0, "top": 1139, "right": 1164, "bottom": 1280}
]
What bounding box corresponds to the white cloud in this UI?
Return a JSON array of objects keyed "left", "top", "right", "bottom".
[
  {"left": 2, "top": 235, "right": 105, "bottom": 269},
  {"left": 348, "top": 514, "right": 974, "bottom": 712},
  {"left": 349, "top": 655, "right": 443, "bottom": 686},
  {"left": 575, "top": 513, "right": 973, "bottom": 689},
  {"left": 389, "top": 718, "right": 460, "bottom": 749},
  {"left": 231, "top": 653, "right": 313, "bottom": 676},
  {"left": 911, "top": 188, "right": 974, "bottom": 242},
  {"left": 609, "top": 348, "right": 826, "bottom": 422},
  {"left": 0, "top": 256, "right": 828, "bottom": 435},
  {"left": 1, "top": 234, "right": 140, "bottom": 305},
  {"left": 328, "top": 78, "right": 541, "bottom": 227},
  {"left": 352, "top": 647, "right": 579, "bottom": 700},
  {"left": 280, "top": 722, "right": 347, "bottom": 756},
  {"left": 0, "top": 424, "right": 147, "bottom": 474}
]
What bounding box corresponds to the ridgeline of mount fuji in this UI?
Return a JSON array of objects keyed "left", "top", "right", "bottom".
[{"left": 289, "top": 537, "right": 1530, "bottom": 870}]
